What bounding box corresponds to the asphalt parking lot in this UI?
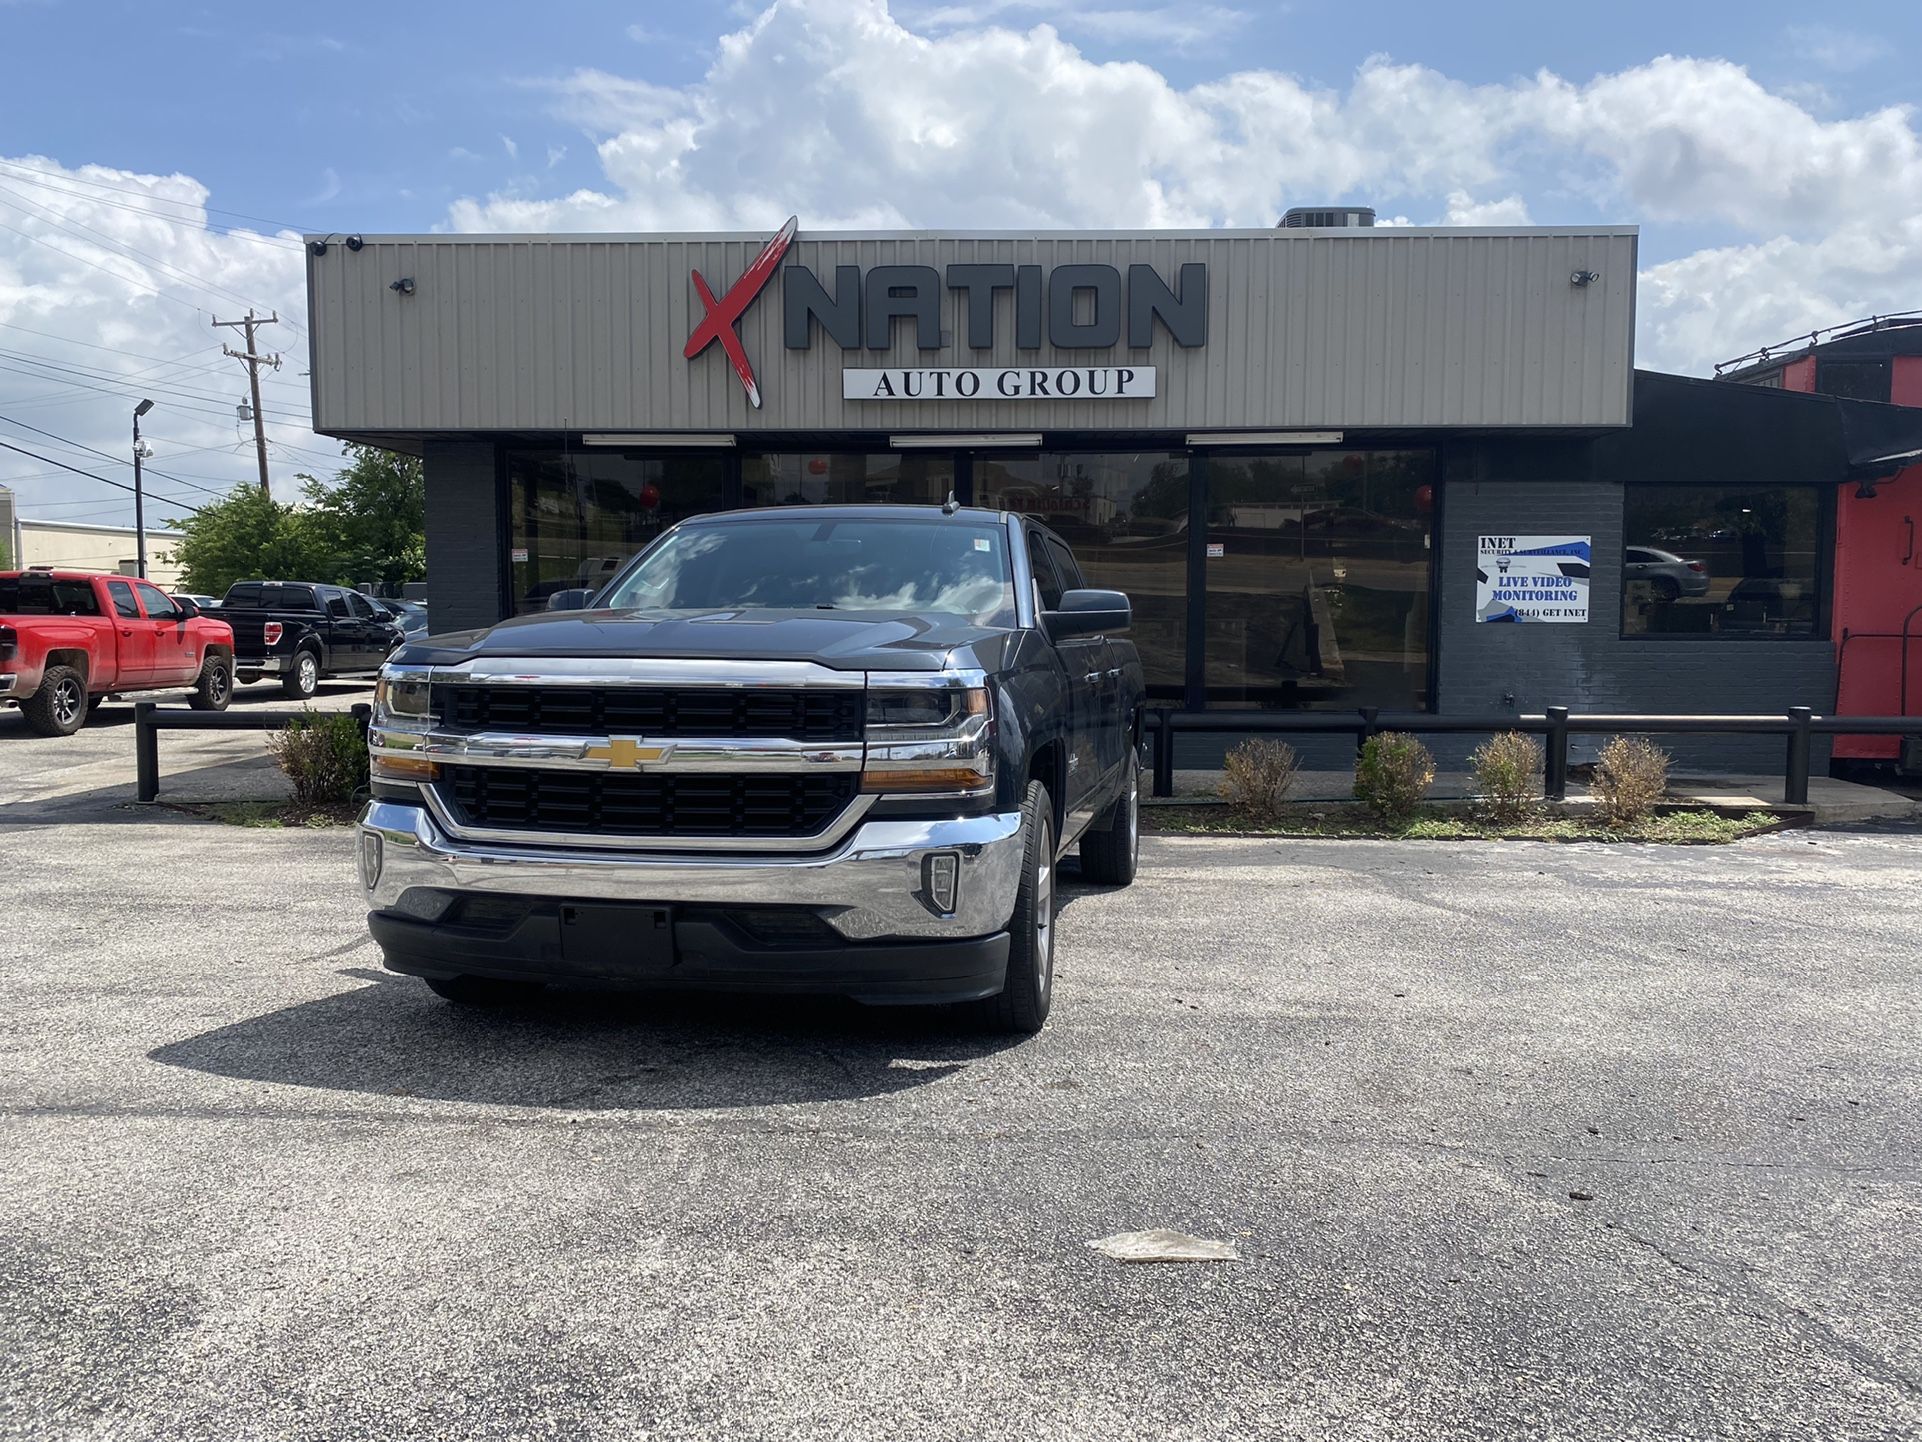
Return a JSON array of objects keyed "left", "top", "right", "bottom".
[{"left": 1, "top": 726, "right": 1918, "bottom": 1439}]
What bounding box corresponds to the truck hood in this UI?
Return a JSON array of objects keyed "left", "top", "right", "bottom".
[{"left": 399, "top": 608, "right": 1011, "bottom": 673}]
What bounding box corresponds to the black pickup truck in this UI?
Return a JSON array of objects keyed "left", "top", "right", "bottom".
[
  {"left": 213, "top": 581, "right": 402, "bottom": 698},
  {"left": 355, "top": 504, "right": 1145, "bottom": 1033}
]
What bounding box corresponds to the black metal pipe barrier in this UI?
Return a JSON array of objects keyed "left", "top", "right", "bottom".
[
  {"left": 1141, "top": 707, "right": 1922, "bottom": 806},
  {"left": 135, "top": 701, "right": 372, "bottom": 803}
]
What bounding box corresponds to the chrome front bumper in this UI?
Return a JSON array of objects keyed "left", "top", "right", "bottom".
[{"left": 356, "top": 798, "right": 1026, "bottom": 942}]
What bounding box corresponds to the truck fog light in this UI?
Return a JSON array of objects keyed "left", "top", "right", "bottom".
[
  {"left": 357, "top": 832, "right": 383, "bottom": 890},
  {"left": 923, "top": 851, "right": 960, "bottom": 916}
]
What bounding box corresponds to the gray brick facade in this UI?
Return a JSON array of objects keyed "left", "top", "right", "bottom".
[{"left": 422, "top": 441, "right": 502, "bottom": 637}]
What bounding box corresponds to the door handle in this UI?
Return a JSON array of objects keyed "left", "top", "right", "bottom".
[
  {"left": 1083, "top": 672, "right": 1103, "bottom": 685},
  {"left": 1904, "top": 516, "right": 1915, "bottom": 566},
  {"left": 119, "top": 628, "right": 132, "bottom": 636}
]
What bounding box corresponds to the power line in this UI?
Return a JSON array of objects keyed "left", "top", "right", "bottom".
[
  {"left": 0, "top": 350, "right": 311, "bottom": 422},
  {"left": 0, "top": 185, "right": 309, "bottom": 337},
  {"left": 0, "top": 438, "right": 199, "bottom": 512},
  {"left": 0, "top": 413, "right": 232, "bottom": 499},
  {"left": 0, "top": 165, "right": 306, "bottom": 252},
  {"left": 0, "top": 159, "right": 311, "bottom": 241}
]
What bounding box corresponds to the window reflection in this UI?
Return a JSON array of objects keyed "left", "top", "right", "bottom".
[
  {"left": 1202, "top": 451, "right": 1435, "bottom": 709},
  {"left": 975, "top": 452, "right": 1190, "bottom": 701},
  {"left": 506, "top": 451, "right": 729, "bottom": 615},
  {"left": 742, "top": 453, "right": 952, "bottom": 507},
  {"left": 1622, "top": 485, "right": 1822, "bottom": 638}
]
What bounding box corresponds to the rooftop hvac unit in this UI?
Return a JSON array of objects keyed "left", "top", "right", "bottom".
[{"left": 1279, "top": 206, "right": 1377, "bottom": 229}]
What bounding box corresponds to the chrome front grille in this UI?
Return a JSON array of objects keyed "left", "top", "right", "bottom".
[{"left": 434, "top": 684, "right": 862, "bottom": 742}]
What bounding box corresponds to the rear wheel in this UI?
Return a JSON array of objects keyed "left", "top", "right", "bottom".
[
  {"left": 1079, "top": 763, "right": 1139, "bottom": 886},
  {"left": 1651, "top": 576, "right": 1680, "bottom": 603},
  {"left": 974, "top": 780, "right": 1055, "bottom": 1035},
  {"left": 281, "top": 650, "right": 320, "bottom": 699},
  {"left": 423, "top": 975, "right": 545, "bottom": 1007},
  {"left": 188, "top": 654, "right": 233, "bottom": 711},
  {"left": 23, "top": 666, "right": 88, "bottom": 737}
]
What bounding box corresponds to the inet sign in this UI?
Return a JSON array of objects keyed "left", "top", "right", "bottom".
[{"left": 1476, "top": 535, "right": 1592, "bottom": 623}]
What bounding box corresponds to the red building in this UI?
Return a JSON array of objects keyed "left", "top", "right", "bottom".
[{"left": 1719, "top": 315, "right": 1922, "bottom": 765}]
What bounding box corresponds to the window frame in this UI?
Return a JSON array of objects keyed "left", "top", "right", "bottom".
[
  {"left": 1617, "top": 482, "right": 1834, "bottom": 643},
  {"left": 134, "top": 581, "right": 180, "bottom": 622},
  {"left": 106, "top": 579, "right": 141, "bottom": 619}
]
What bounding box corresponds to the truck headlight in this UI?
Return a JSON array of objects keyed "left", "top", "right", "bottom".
[
  {"left": 861, "top": 681, "right": 993, "bottom": 796},
  {"left": 374, "top": 670, "right": 433, "bottom": 722}
]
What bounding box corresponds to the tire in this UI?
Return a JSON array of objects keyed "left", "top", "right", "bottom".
[
  {"left": 423, "top": 974, "right": 545, "bottom": 1007},
  {"left": 22, "top": 666, "right": 88, "bottom": 737},
  {"left": 976, "top": 780, "right": 1056, "bottom": 1035},
  {"left": 281, "top": 649, "right": 320, "bottom": 700},
  {"left": 188, "top": 654, "right": 233, "bottom": 711},
  {"left": 236, "top": 672, "right": 260, "bottom": 686},
  {"left": 1079, "top": 762, "right": 1139, "bottom": 887},
  {"left": 1651, "top": 576, "right": 1680, "bottom": 603}
]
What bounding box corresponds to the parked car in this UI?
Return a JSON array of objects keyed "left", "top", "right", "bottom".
[
  {"left": 174, "top": 592, "right": 223, "bottom": 611},
  {"left": 358, "top": 505, "right": 1145, "bottom": 1034},
  {"left": 1623, "top": 546, "right": 1710, "bottom": 601},
  {"left": 1, "top": 569, "right": 234, "bottom": 735},
  {"left": 208, "top": 580, "right": 402, "bottom": 699},
  {"left": 369, "top": 597, "right": 430, "bottom": 639}
]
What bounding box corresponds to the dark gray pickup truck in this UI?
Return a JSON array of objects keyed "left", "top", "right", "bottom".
[{"left": 355, "top": 504, "right": 1145, "bottom": 1033}]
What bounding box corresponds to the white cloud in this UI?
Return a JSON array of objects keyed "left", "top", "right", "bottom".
[
  {"left": 546, "top": 144, "right": 567, "bottom": 169},
  {"left": 303, "top": 167, "right": 342, "bottom": 206},
  {"left": 0, "top": 157, "right": 329, "bottom": 526},
  {"left": 446, "top": 0, "right": 1922, "bottom": 375},
  {"left": 1785, "top": 24, "right": 1888, "bottom": 73},
  {"left": 500, "top": 134, "right": 519, "bottom": 161},
  {"left": 900, "top": 1, "right": 1246, "bottom": 53}
]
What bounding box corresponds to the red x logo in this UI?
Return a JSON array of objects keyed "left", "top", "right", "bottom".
[{"left": 683, "top": 215, "right": 797, "bottom": 409}]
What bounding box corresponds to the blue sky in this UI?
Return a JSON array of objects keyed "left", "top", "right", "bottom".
[{"left": 1, "top": 0, "right": 1918, "bottom": 524}]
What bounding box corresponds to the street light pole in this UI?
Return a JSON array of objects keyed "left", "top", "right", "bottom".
[{"left": 133, "top": 398, "right": 155, "bottom": 579}]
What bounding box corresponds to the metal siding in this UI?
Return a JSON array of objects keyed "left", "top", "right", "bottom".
[{"left": 308, "top": 228, "right": 1637, "bottom": 435}]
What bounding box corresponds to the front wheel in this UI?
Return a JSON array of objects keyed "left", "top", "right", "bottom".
[
  {"left": 1079, "top": 763, "right": 1139, "bottom": 886},
  {"left": 22, "top": 666, "right": 88, "bottom": 737},
  {"left": 975, "top": 779, "right": 1056, "bottom": 1035},
  {"left": 281, "top": 650, "right": 320, "bottom": 699},
  {"left": 188, "top": 654, "right": 233, "bottom": 711}
]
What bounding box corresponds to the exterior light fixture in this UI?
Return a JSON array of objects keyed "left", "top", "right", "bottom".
[
  {"left": 389, "top": 277, "right": 416, "bottom": 296},
  {"left": 1186, "top": 431, "right": 1344, "bottom": 446},
  {"left": 581, "top": 433, "right": 735, "bottom": 448},
  {"left": 891, "top": 434, "right": 1041, "bottom": 449},
  {"left": 1570, "top": 270, "right": 1601, "bottom": 287}
]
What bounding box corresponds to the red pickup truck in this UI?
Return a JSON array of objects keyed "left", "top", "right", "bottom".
[{"left": 0, "top": 570, "right": 236, "bottom": 736}]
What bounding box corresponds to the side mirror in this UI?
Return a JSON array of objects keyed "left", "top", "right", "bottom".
[
  {"left": 173, "top": 598, "right": 198, "bottom": 620},
  {"left": 1044, "top": 588, "right": 1131, "bottom": 640},
  {"left": 546, "top": 588, "right": 596, "bottom": 612}
]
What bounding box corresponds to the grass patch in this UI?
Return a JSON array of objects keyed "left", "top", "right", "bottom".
[
  {"left": 163, "top": 799, "right": 360, "bottom": 829},
  {"left": 1144, "top": 802, "right": 1784, "bottom": 844}
]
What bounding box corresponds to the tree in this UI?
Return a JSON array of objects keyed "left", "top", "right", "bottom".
[
  {"left": 298, "top": 444, "right": 425, "bottom": 596},
  {"left": 166, "top": 485, "right": 343, "bottom": 596},
  {"left": 165, "top": 443, "right": 425, "bottom": 597}
]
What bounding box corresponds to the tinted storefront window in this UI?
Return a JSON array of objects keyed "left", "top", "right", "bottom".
[
  {"left": 507, "top": 451, "right": 729, "bottom": 615},
  {"left": 1202, "top": 450, "right": 1435, "bottom": 709},
  {"left": 742, "top": 453, "right": 952, "bottom": 507},
  {"left": 975, "top": 452, "right": 1190, "bottom": 701},
  {"left": 1622, "top": 485, "right": 1823, "bottom": 638}
]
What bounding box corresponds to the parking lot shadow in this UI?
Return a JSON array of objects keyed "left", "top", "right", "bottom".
[{"left": 150, "top": 967, "right": 1026, "bottom": 1110}]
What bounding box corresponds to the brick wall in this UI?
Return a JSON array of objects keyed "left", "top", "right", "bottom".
[
  {"left": 1438, "top": 475, "right": 1836, "bottom": 770},
  {"left": 422, "top": 440, "right": 502, "bottom": 636}
]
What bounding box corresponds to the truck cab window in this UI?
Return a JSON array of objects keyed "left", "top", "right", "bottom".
[
  {"left": 1026, "top": 531, "right": 1064, "bottom": 612},
  {"left": 106, "top": 580, "right": 141, "bottom": 619},
  {"left": 135, "top": 582, "right": 179, "bottom": 621}
]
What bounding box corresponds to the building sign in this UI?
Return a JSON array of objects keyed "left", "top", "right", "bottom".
[
  {"left": 1476, "top": 535, "right": 1591, "bottom": 623},
  {"left": 684, "top": 217, "right": 1206, "bottom": 407},
  {"left": 842, "top": 367, "right": 1156, "bottom": 401}
]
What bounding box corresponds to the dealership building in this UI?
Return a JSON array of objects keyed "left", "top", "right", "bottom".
[{"left": 303, "top": 220, "right": 1922, "bottom": 767}]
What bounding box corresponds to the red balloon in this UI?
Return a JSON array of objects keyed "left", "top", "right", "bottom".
[
  {"left": 1414, "top": 484, "right": 1434, "bottom": 513},
  {"left": 807, "top": 457, "right": 828, "bottom": 475},
  {"left": 639, "top": 482, "right": 662, "bottom": 509}
]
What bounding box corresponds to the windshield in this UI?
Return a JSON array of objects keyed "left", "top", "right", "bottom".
[{"left": 599, "top": 517, "right": 1017, "bottom": 625}]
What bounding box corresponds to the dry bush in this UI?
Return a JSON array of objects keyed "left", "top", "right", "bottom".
[
  {"left": 1219, "top": 738, "right": 1302, "bottom": 821},
  {"left": 1471, "top": 730, "right": 1543, "bottom": 824},
  {"left": 1592, "top": 736, "right": 1670, "bottom": 825},
  {"left": 1354, "top": 732, "right": 1436, "bottom": 821},
  {"left": 268, "top": 712, "right": 370, "bottom": 808}
]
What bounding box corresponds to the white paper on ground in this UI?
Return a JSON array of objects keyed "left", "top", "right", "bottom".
[{"left": 1086, "top": 1229, "right": 1241, "bottom": 1263}]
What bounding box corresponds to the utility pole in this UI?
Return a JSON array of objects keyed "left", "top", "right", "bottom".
[{"left": 212, "top": 310, "right": 280, "bottom": 493}]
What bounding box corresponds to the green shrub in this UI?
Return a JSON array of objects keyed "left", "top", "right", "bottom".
[
  {"left": 1219, "top": 738, "right": 1302, "bottom": 821},
  {"left": 268, "top": 712, "right": 370, "bottom": 808},
  {"left": 1470, "top": 730, "right": 1542, "bottom": 824},
  {"left": 1592, "top": 736, "right": 1670, "bottom": 826},
  {"left": 1354, "top": 732, "right": 1436, "bottom": 820}
]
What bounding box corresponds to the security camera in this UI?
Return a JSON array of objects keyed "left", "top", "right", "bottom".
[
  {"left": 389, "top": 277, "right": 416, "bottom": 296},
  {"left": 308, "top": 240, "right": 329, "bottom": 256},
  {"left": 346, "top": 235, "right": 365, "bottom": 252},
  {"left": 1570, "top": 269, "right": 1601, "bottom": 287}
]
